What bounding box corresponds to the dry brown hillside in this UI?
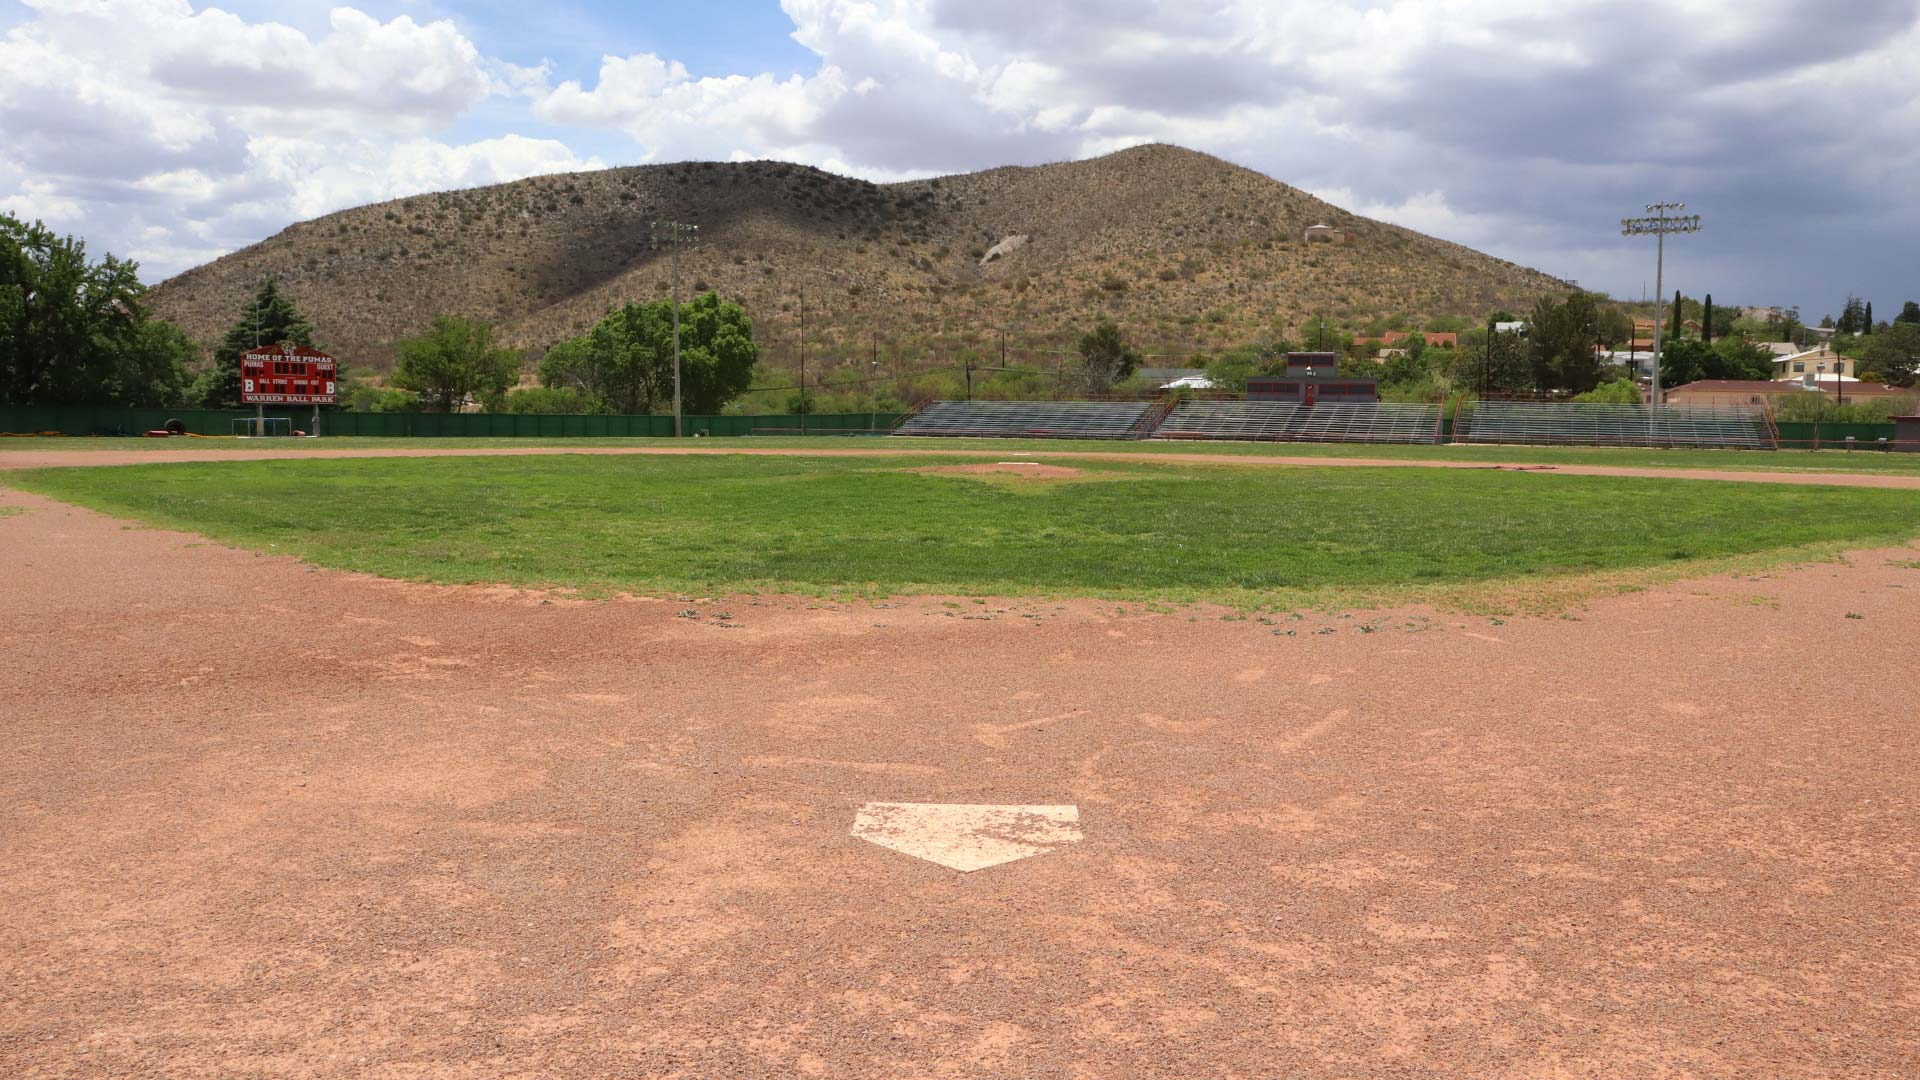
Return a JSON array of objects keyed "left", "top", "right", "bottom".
[{"left": 147, "top": 144, "right": 1566, "bottom": 372}]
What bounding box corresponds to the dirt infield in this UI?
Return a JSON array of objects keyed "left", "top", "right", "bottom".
[
  {"left": 914, "top": 461, "right": 1087, "bottom": 480},
  {"left": 3, "top": 485, "right": 1918, "bottom": 1078},
  {"left": 6, "top": 441, "right": 1920, "bottom": 489}
]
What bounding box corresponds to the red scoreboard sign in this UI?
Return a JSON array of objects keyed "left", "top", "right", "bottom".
[{"left": 241, "top": 343, "right": 338, "bottom": 405}]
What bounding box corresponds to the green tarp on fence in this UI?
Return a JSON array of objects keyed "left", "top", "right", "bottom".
[
  {"left": 0, "top": 405, "right": 905, "bottom": 439},
  {"left": 1774, "top": 422, "right": 1898, "bottom": 449}
]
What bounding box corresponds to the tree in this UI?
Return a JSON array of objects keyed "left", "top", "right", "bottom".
[
  {"left": 1380, "top": 344, "right": 1429, "bottom": 389},
  {"left": 391, "top": 315, "right": 522, "bottom": 412},
  {"left": 497, "top": 386, "right": 597, "bottom": 414},
  {"left": 1595, "top": 306, "right": 1634, "bottom": 350},
  {"left": 539, "top": 292, "right": 758, "bottom": 415},
  {"left": 1863, "top": 301, "right": 1873, "bottom": 335},
  {"left": 1075, "top": 320, "right": 1138, "bottom": 393},
  {"left": 1708, "top": 337, "right": 1775, "bottom": 381},
  {"left": 1456, "top": 321, "right": 1533, "bottom": 396},
  {"left": 1656, "top": 337, "right": 1712, "bottom": 387},
  {"left": 1702, "top": 294, "right": 1713, "bottom": 344},
  {"left": 1571, "top": 378, "right": 1641, "bottom": 404},
  {"left": 1896, "top": 301, "right": 1920, "bottom": 325},
  {"left": 1670, "top": 289, "right": 1684, "bottom": 341},
  {"left": 675, "top": 291, "right": 761, "bottom": 413},
  {"left": 1, "top": 213, "right": 194, "bottom": 406},
  {"left": 1528, "top": 292, "right": 1605, "bottom": 392},
  {"left": 1858, "top": 323, "right": 1920, "bottom": 387},
  {"left": 1836, "top": 295, "right": 1867, "bottom": 335},
  {"left": 193, "top": 279, "right": 317, "bottom": 407}
]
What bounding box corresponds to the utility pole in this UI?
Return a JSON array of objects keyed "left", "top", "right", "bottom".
[
  {"left": 650, "top": 220, "right": 699, "bottom": 436},
  {"left": 799, "top": 294, "right": 807, "bottom": 435},
  {"left": 1621, "top": 203, "right": 1703, "bottom": 406},
  {"left": 1484, "top": 315, "right": 1495, "bottom": 400}
]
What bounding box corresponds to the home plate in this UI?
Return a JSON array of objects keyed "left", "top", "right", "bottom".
[{"left": 851, "top": 803, "right": 1082, "bottom": 872}]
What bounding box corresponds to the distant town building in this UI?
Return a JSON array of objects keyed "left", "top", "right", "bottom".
[
  {"left": 1772, "top": 346, "right": 1853, "bottom": 381},
  {"left": 1665, "top": 379, "right": 1912, "bottom": 407}
]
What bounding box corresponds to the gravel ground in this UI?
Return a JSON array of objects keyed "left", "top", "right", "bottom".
[{"left": 2, "top": 485, "right": 1917, "bottom": 1078}]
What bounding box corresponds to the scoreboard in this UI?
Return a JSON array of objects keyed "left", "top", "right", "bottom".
[{"left": 241, "top": 343, "right": 337, "bottom": 405}]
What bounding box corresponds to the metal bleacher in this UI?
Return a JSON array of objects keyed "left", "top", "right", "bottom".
[
  {"left": 1457, "top": 402, "right": 1776, "bottom": 449},
  {"left": 1154, "top": 401, "right": 1444, "bottom": 444},
  {"left": 892, "top": 400, "right": 1154, "bottom": 440}
]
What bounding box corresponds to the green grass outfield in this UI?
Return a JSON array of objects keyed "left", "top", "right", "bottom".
[
  {"left": 10, "top": 453, "right": 1919, "bottom": 608},
  {"left": 4, "top": 433, "right": 1920, "bottom": 476}
]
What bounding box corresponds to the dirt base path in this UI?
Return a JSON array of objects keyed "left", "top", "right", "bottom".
[
  {"left": 5, "top": 441, "right": 1920, "bottom": 488},
  {"left": 3, "top": 487, "right": 1917, "bottom": 1078}
]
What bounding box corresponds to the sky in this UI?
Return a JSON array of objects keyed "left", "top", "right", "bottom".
[{"left": 3, "top": 0, "right": 1916, "bottom": 323}]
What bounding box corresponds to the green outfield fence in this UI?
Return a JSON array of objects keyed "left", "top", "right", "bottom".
[
  {"left": 1774, "top": 422, "right": 1901, "bottom": 450},
  {"left": 0, "top": 405, "right": 907, "bottom": 439}
]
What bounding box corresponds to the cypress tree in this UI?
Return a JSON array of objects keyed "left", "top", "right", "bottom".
[
  {"left": 1864, "top": 301, "right": 1873, "bottom": 334},
  {"left": 1703, "top": 294, "right": 1713, "bottom": 344},
  {"left": 1672, "top": 289, "right": 1683, "bottom": 340}
]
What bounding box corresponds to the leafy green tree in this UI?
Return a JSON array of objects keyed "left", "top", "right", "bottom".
[
  {"left": 1380, "top": 346, "right": 1429, "bottom": 389},
  {"left": 498, "top": 386, "right": 599, "bottom": 414},
  {"left": 1571, "top": 378, "right": 1642, "bottom": 404},
  {"left": 1454, "top": 322, "right": 1533, "bottom": 395},
  {"left": 1858, "top": 323, "right": 1920, "bottom": 386},
  {"left": 1896, "top": 301, "right": 1920, "bottom": 325},
  {"left": 1, "top": 214, "right": 194, "bottom": 406},
  {"left": 392, "top": 315, "right": 522, "bottom": 412},
  {"left": 675, "top": 291, "right": 761, "bottom": 413},
  {"left": 1709, "top": 337, "right": 1776, "bottom": 381},
  {"left": 539, "top": 292, "right": 758, "bottom": 414},
  {"left": 193, "top": 279, "right": 316, "bottom": 407},
  {"left": 1595, "top": 306, "right": 1634, "bottom": 350},
  {"left": 340, "top": 384, "right": 422, "bottom": 412},
  {"left": 1528, "top": 292, "right": 1605, "bottom": 392},
  {"left": 1075, "top": 320, "right": 1138, "bottom": 393},
  {"left": 1656, "top": 337, "right": 1712, "bottom": 387}
]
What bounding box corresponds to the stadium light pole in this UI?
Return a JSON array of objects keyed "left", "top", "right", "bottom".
[
  {"left": 1620, "top": 203, "right": 1702, "bottom": 405},
  {"left": 651, "top": 220, "right": 699, "bottom": 437}
]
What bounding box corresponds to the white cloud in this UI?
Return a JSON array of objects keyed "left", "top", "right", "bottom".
[
  {"left": 4, "top": 0, "right": 1917, "bottom": 313},
  {"left": 0, "top": 1, "right": 591, "bottom": 281},
  {"left": 511, "top": 0, "right": 1920, "bottom": 312}
]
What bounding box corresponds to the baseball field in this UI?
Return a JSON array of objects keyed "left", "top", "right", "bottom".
[{"left": 3, "top": 437, "right": 1917, "bottom": 1078}]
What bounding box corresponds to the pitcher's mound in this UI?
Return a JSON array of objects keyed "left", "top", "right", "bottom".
[{"left": 916, "top": 462, "right": 1085, "bottom": 480}]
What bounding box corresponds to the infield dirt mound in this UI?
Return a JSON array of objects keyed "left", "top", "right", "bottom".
[{"left": 914, "top": 461, "right": 1087, "bottom": 480}]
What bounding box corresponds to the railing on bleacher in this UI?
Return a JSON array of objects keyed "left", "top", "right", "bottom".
[
  {"left": 1152, "top": 401, "right": 1445, "bottom": 444},
  {"left": 1454, "top": 401, "right": 1776, "bottom": 449}
]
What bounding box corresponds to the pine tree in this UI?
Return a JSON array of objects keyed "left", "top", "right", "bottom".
[{"left": 192, "top": 279, "right": 317, "bottom": 407}]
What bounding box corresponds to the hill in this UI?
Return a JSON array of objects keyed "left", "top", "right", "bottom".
[{"left": 146, "top": 144, "right": 1567, "bottom": 377}]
